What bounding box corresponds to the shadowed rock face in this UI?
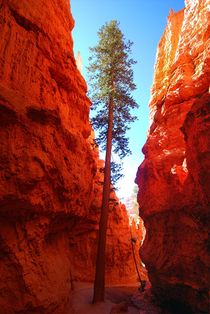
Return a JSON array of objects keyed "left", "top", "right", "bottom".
[
  {"left": 0, "top": 1, "right": 143, "bottom": 313},
  {"left": 135, "top": 0, "right": 210, "bottom": 313},
  {"left": 70, "top": 147, "right": 146, "bottom": 285}
]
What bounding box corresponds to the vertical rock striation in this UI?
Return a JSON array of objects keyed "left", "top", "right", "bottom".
[
  {"left": 0, "top": 1, "right": 96, "bottom": 313},
  {"left": 0, "top": 1, "right": 143, "bottom": 313},
  {"left": 136, "top": 0, "right": 210, "bottom": 312}
]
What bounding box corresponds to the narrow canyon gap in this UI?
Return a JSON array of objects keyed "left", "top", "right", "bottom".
[
  {"left": 136, "top": 0, "right": 210, "bottom": 313},
  {"left": 0, "top": 1, "right": 143, "bottom": 313},
  {"left": 0, "top": 0, "right": 209, "bottom": 313}
]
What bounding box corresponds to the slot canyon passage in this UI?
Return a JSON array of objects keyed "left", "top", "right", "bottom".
[{"left": 0, "top": 0, "right": 209, "bottom": 313}]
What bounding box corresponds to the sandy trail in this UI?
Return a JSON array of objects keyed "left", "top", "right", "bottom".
[{"left": 69, "top": 282, "right": 171, "bottom": 314}]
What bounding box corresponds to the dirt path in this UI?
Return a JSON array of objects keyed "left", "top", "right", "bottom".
[{"left": 69, "top": 282, "right": 172, "bottom": 314}]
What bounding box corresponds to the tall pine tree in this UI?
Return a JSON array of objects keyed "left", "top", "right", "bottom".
[{"left": 87, "top": 20, "right": 138, "bottom": 303}]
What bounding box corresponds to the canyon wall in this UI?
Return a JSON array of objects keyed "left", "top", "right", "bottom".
[
  {"left": 0, "top": 1, "right": 142, "bottom": 313},
  {"left": 0, "top": 1, "right": 95, "bottom": 313},
  {"left": 136, "top": 0, "right": 210, "bottom": 313}
]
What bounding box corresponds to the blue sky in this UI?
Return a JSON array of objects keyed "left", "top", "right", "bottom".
[{"left": 70, "top": 0, "right": 185, "bottom": 200}]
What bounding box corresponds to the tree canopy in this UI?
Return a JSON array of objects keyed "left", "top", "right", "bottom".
[{"left": 88, "top": 20, "right": 138, "bottom": 185}]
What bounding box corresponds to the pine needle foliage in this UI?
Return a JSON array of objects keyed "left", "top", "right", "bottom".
[{"left": 88, "top": 20, "right": 138, "bottom": 185}]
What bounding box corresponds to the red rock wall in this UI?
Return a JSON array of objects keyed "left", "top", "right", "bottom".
[
  {"left": 136, "top": 0, "right": 210, "bottom": 312},
  {"left": 0, "top": 1, "right": 143, "bottom": 313},
  {"left": 0, "top": 1, "right": 96, "bottom": 313}
]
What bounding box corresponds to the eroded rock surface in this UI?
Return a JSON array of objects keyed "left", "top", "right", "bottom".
[
  {"left": 0, "top": 1, "right": 142, "bottom": 313},
  {"left": 136, "top": 0, "right": 210, "bottom": 313},
  {"left": 0, "top": 1, "right": 95, "bottom": 313}
]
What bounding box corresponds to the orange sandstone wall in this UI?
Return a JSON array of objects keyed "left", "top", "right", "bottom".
[
  {"left": 0, "top": 1, "right": 96, "bottom": 313},
  {"left": 0, "top": 1, "right": 142, "bottom": 313},
  {"left": 136, "top": 0, "right": 210, "bottom": 313}
]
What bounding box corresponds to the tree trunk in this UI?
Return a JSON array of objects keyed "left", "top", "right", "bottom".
[{"left": 92, "top": 97, "right": 114, "bottom": 303}]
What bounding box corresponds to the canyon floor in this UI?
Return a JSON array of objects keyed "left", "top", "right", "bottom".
[{"left": 69, "top": 282, "right": 173, "bottom": 314}]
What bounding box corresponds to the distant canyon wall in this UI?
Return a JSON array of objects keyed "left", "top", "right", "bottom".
[
  {"left": 136, "top": 0, "right": 210, "bottom": 312},
  {"left": 71, "top": 151, "right": 144, "bottom": 285},
  {"left": 0, "top": 1, "right": 142, "bottom": 313}
]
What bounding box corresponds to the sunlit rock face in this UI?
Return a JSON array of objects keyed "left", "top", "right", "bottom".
[
  {"left": 136, "top": 0, "right": 210, "bottom": 312},
  {"left": 0, "top": 1, "right": 144, "bottom": 313},
  {"left": 0, "top": 1, "right": 96, "bottom": 313}
]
